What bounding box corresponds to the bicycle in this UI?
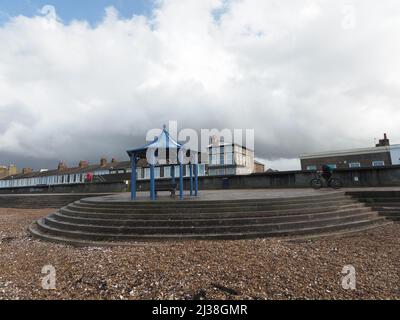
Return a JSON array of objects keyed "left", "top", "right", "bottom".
[{"left": 310, "top": 171, "right": 342, "bottom": 190}]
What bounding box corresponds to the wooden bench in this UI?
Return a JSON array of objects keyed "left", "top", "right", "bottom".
[{"left": 155, "top": 181, "right": 178, "bottom": 197}]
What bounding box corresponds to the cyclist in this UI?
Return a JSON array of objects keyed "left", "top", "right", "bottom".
[{"left": 321, "top": 164, "right": 333, "bottom": 182}]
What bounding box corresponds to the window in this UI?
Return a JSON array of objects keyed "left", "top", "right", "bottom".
[
  {"left": 155, "top": 167, "right": 161, "bottom": 178},
  {"left": 94, "top": 170, "right": 109, "bottom": 176},
  {"left": 372, "top": 161, "right": 385, "bottom": 167},
  {"left": 211, "top": 154, "right": 217, "bottom": 165},
  {"left": 306, "top": 165, "right": 317, "bottom": 171},
  {"left": 198, "top": 164, "right": 206, "bottom": 176},
  {"left": 174, "top": 166, "right": 180, "bottom": 177},
  {"left": 144, "top": 168, "right": 150, "bottom": 179},
  {"left": 226, "top": 153, "right": 234, "bottom": 165},
  {"left": 164, "top": 167, "right": 171, "bottom": 178},
  {"left": 327, "top": 164, "right": 337, "bottom": 169},
  {"left": 349, "top": 162, "right": 361, "bottom": 168}
]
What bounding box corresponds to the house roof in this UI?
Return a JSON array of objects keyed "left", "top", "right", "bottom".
[
  {"left": 299, "top": 145, "right": 399, "bottom": 160},
  {"left": 0, "top": 160, "right": 131, "bottom": 181}
]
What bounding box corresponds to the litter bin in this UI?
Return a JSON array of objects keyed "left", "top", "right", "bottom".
[{"left": 222, "top": 178, "right": 230, "bottom": 189}]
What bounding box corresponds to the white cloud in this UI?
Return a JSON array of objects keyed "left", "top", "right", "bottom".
[{"left": 0, "top": 0, "right": 399, "bottom": 169}]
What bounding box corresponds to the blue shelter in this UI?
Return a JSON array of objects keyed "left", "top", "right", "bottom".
[{"left": 126, "top": 126, "right": 199, "bottom": 201}]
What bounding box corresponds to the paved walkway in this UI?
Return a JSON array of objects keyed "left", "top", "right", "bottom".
[
  {"left": 91, "top": 189, "right": 342, "bottom": 202},
  {"left": 1, "top": 187, "right": 399, "bottom": 202}
]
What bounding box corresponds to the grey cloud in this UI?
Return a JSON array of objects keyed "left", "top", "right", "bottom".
[{"left": 0, "top": 0, "right": 399, "bottom": 171}]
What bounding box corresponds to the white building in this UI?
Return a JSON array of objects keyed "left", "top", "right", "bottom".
[{"left": 208, "top": 143, "right": 255, "bottom": 176}]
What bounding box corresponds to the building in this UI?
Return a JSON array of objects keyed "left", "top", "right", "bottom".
[
  {"left": 207, "top": 138, "right": 255, "bottom": 176},
  {"left": 300, "top": 134, "right": 400, "bottom": 171},
  {"left": 254, "top": 160, "right": 266, "bottom": 173},
  {"left": 0, "top": 165, "right": 18, "bottom": 179},
  {"left": 0, "top": 157, "right": 207, "bottom": 190},
  {"left": 0, "top": 133, "right": 262, "bottom": 189}
]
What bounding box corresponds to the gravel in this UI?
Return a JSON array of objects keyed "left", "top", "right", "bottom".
[{"left": 0, "top": 208, "right": 399, "bottom": 300}]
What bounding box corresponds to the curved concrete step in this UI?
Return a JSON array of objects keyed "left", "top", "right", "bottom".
[
  {"left": 51, "top": 207, "right": 374, "bottom": 227},
  {"left": 29, "top": 192, "right": 390, "bottom": 245},
  {"left": 357, "top": 198, "right": 400, "bottom": 203},
  {"left": 28, "top": 219, "right": 392, "bottom": 247},
  {"left": 42, "top": 212, "right": 379, "bottom": 235},
  {"left": 77, "top": 193, "right": 348, "bottom": 208},
  {"left": 370, "top": 203, "right": 400, "bottom": 209},
  {"left": 31, "top": 216, "right": 387, "bottom": 242},
  {"left": 59, "top": 203, "right": 367, "bottom": 220},
  {"left": 69, "top": 199, "right": 358, "bottom": 214}
]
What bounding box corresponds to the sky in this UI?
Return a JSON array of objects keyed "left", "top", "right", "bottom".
[
  {"left": 0, "top": 0, "right": 400, "bottom": 171},
  {"left": 0, "top": 0, "right": 153, "bottom": 25}
]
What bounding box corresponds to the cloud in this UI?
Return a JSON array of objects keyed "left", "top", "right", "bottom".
[{"left": 0, "top": 0, "right": 399, "bottom": 170}]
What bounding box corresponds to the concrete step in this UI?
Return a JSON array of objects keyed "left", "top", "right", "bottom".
[
  {"left": 358, "top": 199, "right": 400, "bottom": 204},
  {"left": 28, "top": 219, "right": 392, "bottom": 247},
  {"left": 31, "top": 216, "right": 387, "bottom": 242},
  {"left": 375, "top": 211, "right": 400, "bottom": 221},
  {"left": 59, "top": 203, "right": 367, "bottom": 220},
  {"left": 42, "top": 212, "right": 379, "bottom": 235},
  {"left": 51, "top": 207, "right": 374, "bottom": 227},
  {"left": 29, "top": 192, "right": 390, "bottom": 245},
  {"left": 347, "top": 191, "right": 400, "bottom": 198},
  {"left": 370, "top": 203, "right": 400, "bottom": 209},
  {"left": 77, "top": 193, "right": 349, "bottom": 208},
  {"left": 69, "top": 199, "right": 358, "bottom": 214}
]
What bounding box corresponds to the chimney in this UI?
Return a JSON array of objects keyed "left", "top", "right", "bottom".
[
  {"left": 79, "top": 160, "right": 89, "bottom": 168},
  {"left": 22, "top": 168, "right": 32, "bottom": 174},
  {"left": 111, "top": 158, "right": 117, "bottom": 165},
  {"left": 8, "top": 164, "right": 18, "bottom": 175},
  {"left": 58, "top": 161, "right": 67, "bottom": 171},
  {"left": 100, "top": 158, "right": 108, "bottom": 167},
  {"left": 376, "top": 133, "right": 390, "bottom": 147}
]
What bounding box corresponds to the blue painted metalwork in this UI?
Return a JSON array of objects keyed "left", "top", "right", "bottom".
[
  {"left": 127, "top": 126, "right": 200, "bottom": 201},
  {"left": 189, "top": 164, "right": 193, "bottom": 196},
  {"left": 130, "top": 153, "right": 137, "bottom": 200},
  {"left": 127, "top": 127, "right": 183, "bottom": 155},
  {"left": 150, "top": 165, "right": 155, "bottom": 200},
  {"left": 179, "top": 163, "right": 184, "bottom": 200},
  {"left": 194, "top": 164, "right": 199, "bottom": 196}
]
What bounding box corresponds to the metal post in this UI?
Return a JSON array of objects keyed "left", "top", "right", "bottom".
[
  {"left": 171, "top": 165, "right": 175, "bottom": 184},
  {"left": 195, "top": 164, "right": 199, "bottom": 196},
  {"left": 179, "top": 163, "right": 184, "bottom": 200},
  {"left": 130, "top": 154, "right": 137, "bottom": 201},
  {"left": 150, "top": 165, "right": 156, "bottom": 200},
  {"left": 189, "top": 164, "right": 193, "bottom": 196}
]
